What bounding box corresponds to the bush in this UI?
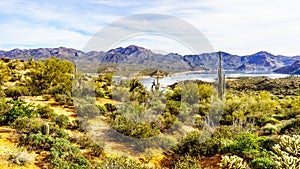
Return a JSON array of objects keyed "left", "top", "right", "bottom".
[
  {"left": 173, "top": 155, "right": 202, "bottom": 169},
  {"left": 249, "top": 158, "right": 277, "bottom": 169},
  {"left": 262, "top": 124, "right": 278, "bottom": 135},
  {"left": 76, "top": 104, "right": 100, "bottom": 118},
  {"left": 5, "top": 86, "right": 29, "bottom": 100},
  {"left": 42, "top": 94, "right": 52, "bottom": 101},
  {"left": 11, "top": 117, "right": 44, "bottom": 134},
  {"left": 52, "top": 114, "right": 69, "bottom": 128},
  {"left": 172, "top": 131, "right": 223, "bottom": 157},
  {"left": 224, "top": 133, "right": 272, "bottom": 161},
  {"left": 48, "top": 138, "right": 91, "bottom": 169},
  {"left": 55, "top": 94, "right": 68, "bottom": 105},
  {"left": 0, "top": 100, "right": 36, "bottom": 124},
  {"left": 280, "top": 119, "right": 300, "bottom": 135},
  {"left": 19, "top": 133, "right": 55, "bottom": 151},
  {"left": 36, "top": 104, "right": 55, "bottom": 119},
  {"left": 93, "top": 156, "right": 148, "bottom": 169}
]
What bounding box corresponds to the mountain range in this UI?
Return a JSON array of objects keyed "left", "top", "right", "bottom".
[{"left": 1, "top": 45, "right": 300, "bottom": 74}]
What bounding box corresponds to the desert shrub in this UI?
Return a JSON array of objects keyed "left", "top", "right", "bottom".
[
  {"left": 110, "top": 115, "right": 160, "bottom": 138},
  {"left": 173, "top": 155, "right": 202, "bottom": 169},
  {"left": 67, "top": 119, "right": 82, "bottom": 130},
  {"left": 42, "top": 94, "right": 52, "bottom": 101},
  {"left": 249, "top": 158, "right": 276, "bottom": 169},
  {"left": 220, "top": 155, "right": 246, "bottom": 169},
  {"left": 19, "top": 133, "right": 55, "bottom": 151},
  {"left": 97, "top": 104, "right": 107, "bottom": 114},
  {"left": 48, "top": 123, "right": 69, "bottom": 138},
  {"left": 262, "top": 124, "right": 278, "bottom": 135},
  {"left": 11, "top": 117, "right": 44, "bottom": 134},
  {"left": 280, "top": 119, "right": 300, "bottom": 135},
  {"left": 76, "top": 104, "right": 100, "bottom": 118},
  {"left": 111, "top": 86, "right": 129, "bottom": 101},
  {"left": 262, "top": 117, "right": 279, "bottom": 125},
  {"left": 55, "top": 94, "right": 68, "bottom": 105},
  {"left": 258, "top": 137, "right": 278, "bottom": 152},
  {"left": 48, "top": 138, "right": 91, "bottom": 169},
  {"left": 104, "top": 103, "right": 117, "bottom": 112},
  {"left": 36, "top": 104, "right": 55, "bottom": 119},
  {"left": 8, "top": 147, "right": 33, "bottom": 166},
  {"left": 166, "top": 100, "right": 181, "bottom": 116},
  {"left": 76, "top": 135, "right": 94, "bottom": 149},
  {"left": 5, "top": 86, "right": 29, "bottom": 100},
  {"left": 52, "top": 114, "right": 69, "bottom": 128},
  {"left": 95, "top": 88, "right": 105, "bottom": 98},
  {"left": 172, "top": 131, "right": 224, "bottom": 157},
  {"left": 224, "top": 133, "right": 273, "bottom": 161},
  {"left": 0, "top": 100, "right": 36, "bottom": 124},
  {"left": 93, "top": 155, "right": 148, "bottom": 169}
]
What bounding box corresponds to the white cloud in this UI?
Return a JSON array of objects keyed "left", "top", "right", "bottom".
[{"left": 1, "top": 0, "right": 300, "bottom": 55}]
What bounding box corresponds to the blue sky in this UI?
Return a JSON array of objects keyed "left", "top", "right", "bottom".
[{"left": 1, "top": 0, "right": 300, "bottom": 55}]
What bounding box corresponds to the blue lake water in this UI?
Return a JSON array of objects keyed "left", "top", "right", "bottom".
[{"left": 114, "top": 73, "right": 291, "bottom": 90}]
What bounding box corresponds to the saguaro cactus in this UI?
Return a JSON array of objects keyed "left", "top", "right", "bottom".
[
  {"left": 218, "top": 51, "right": 225, "bottom": 100},
  {"left": 42, "top": 123, "right": 50, "bottom": 135}
]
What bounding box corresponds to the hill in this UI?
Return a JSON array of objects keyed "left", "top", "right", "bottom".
[
  {"left": 274, "top": 60, "right": 300, "bottom": 75},
  {"left": 1, "top": 45, "right": 300, "bottom": 73}
]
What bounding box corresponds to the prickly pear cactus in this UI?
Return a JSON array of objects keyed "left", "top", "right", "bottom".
[
  {"left": 220, "top": 155, "right": 246, "bottom": 169},
  {"left": 272, "top": 135, "right": 300, "bottom": 169}
]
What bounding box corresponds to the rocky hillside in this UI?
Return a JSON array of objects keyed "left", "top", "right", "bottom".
[
  {"left": 1, "top": 45, "right": 300, "bottom": 73},
  {"left": 274, "top": 60, "right": 300, "bottom": 75}
]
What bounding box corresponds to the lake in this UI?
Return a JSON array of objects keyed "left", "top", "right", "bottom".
[{"left": 114, "top": 72, "right": 291, "bottom": 90}]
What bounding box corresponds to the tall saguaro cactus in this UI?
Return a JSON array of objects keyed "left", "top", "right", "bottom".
[{"left": 218, "top": 51, "right": 225, "bottom": 100}]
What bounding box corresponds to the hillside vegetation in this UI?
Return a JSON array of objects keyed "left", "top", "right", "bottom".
[{"left": 0, "top": 57, "right": 299, "bottom": 169}]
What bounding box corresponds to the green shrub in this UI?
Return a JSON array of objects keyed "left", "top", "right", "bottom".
[
  {"left": 173, "top": 155, "right": 202, "bottom": 169},
  {"left": 36, "top": 104, "right": 55, "bottom": 119},
  {"left": 55, "top": 94, "right": 68, "bottom": 105},
  {"left": 262, "top": 117, "right": 279, "bottom": 125},
  {"left": 0, "top": 100, "right": 36, "bottom": 124},
  {"left": 280, "top": 119, "right": 300, "bottom": 135},
  {"left": 5, "top": 86, "right": 29, "bottom": 100},
  {"left": 224, "top": 133, "right": 272, "bottom": 161},
  {"left": 42, "top": 94, "right": 52, "bottom": 101},
  {"left": 249, "top": 158, "right": 277, "bottom": 169},
  {"left": 262, "top": 124, "right": 278, "bottom": 135},
  {"left": 19, "top": 133, "right": 55, "bottom": 151},
  {"left": 11, "top": 117, "right": 43, "bottom": 134},
  {"left": 76, "top": 104, "right": 100, "bottom": 118},
  {"left": 93, "top": 156, "right": 148, "bottom": 169},
  {"left": 52, "top": 114, "right": 69, "bottom": 128},
  {"left": 172, "top": 131, "right": 224, "bottom": 157},
  {"left": 48, "top": 138, "right": 91, "bottom": 169}
]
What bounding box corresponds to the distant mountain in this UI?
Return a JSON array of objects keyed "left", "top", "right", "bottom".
[
  {"left": 274, "top": 60, "right": 300, "bottom": 75},
  {"left": 1, "top": 45, "right": 300, "bottom": 73}
]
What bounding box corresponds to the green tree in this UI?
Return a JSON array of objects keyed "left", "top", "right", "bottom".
[{"left": 25, "top": 57, "right": 74, "bottom": 96}]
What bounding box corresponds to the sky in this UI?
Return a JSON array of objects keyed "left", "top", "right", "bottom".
[{"left": 0, "top": 0, "right": 300, "bottom": 56}]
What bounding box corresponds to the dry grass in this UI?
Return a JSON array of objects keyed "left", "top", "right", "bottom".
[{"left": 0, "top": 127, "right": 39, "bottom": 169}]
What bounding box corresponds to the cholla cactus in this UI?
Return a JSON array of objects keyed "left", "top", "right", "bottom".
[
  {"left": 220, "top": 155, "right": 246, "bottom": 169},
  {"left": 272, "top": 135, "right": 300, "bottom": 168}
]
